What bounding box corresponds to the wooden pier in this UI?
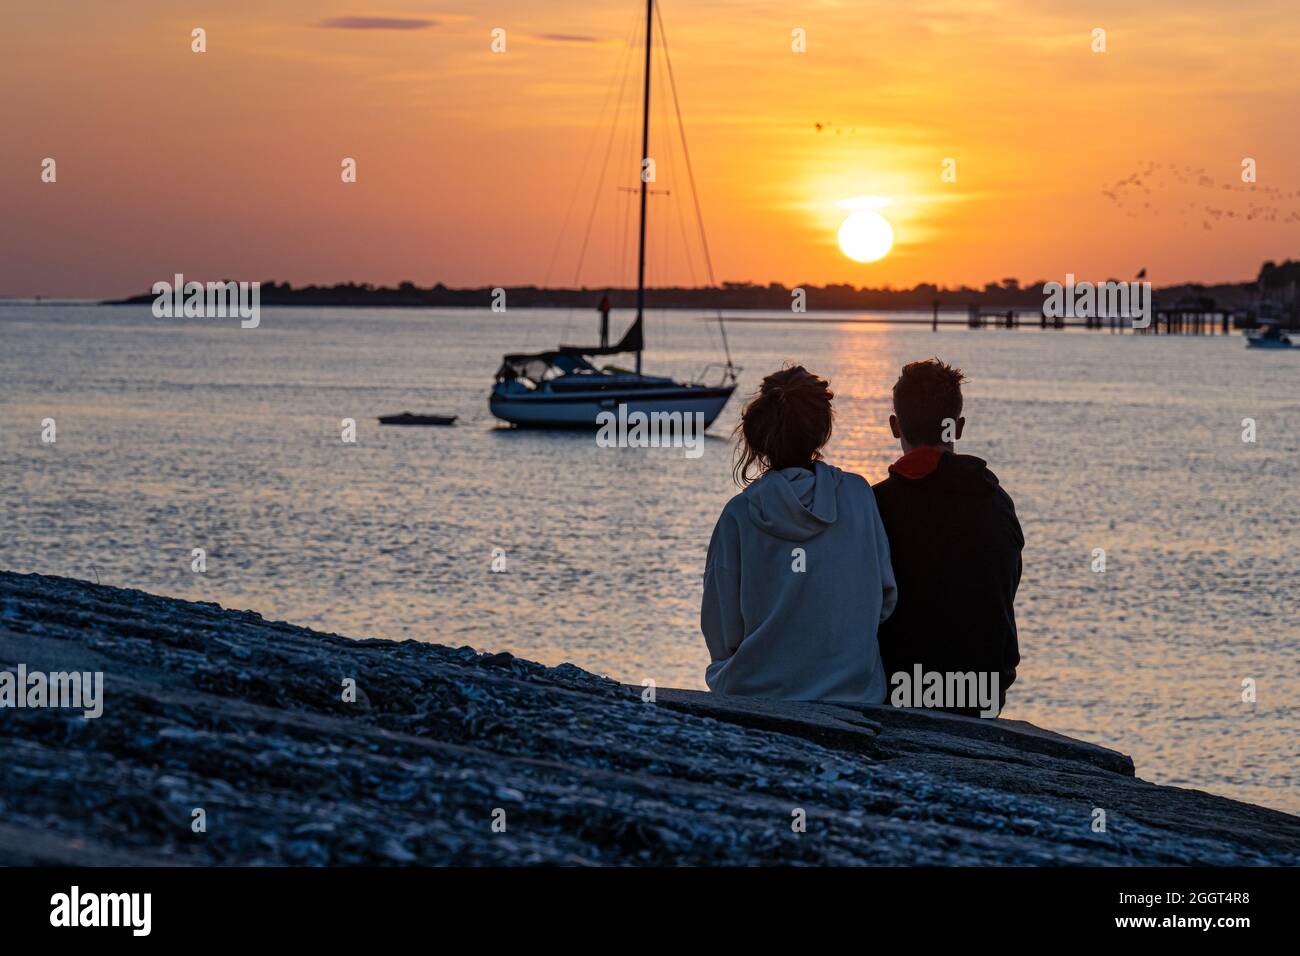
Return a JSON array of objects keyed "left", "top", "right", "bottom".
[
  {"left": 1135, "top": 308, "right": 1235, "bottom": 335},
  {"left": 960, "top": 299, "right": 1244, "bottom": 334},
  {"left": 725, "top": 297, "right": 1278, "bottom": 335},
  {"left": 966, "top": 305, "right": 1023, "bottom": 329}
]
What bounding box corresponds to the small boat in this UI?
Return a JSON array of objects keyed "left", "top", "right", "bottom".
[
  {"left": 489, "top": 0, "right": 737, "bottom": 430},
  {"left": 1244, "top": 324, "right": 1294, "bottom": 349},
  {"left": 378, "top": 412, "right": 458, "bottom": 426}
]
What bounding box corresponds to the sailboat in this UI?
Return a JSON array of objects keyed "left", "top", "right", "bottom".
[{"left": 489, "top": 0, "right": 738, "bottom": 429}]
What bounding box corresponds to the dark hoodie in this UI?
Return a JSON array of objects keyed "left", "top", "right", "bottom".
[{"left": 872, "top": 449, "right": 1023, "bottom": 715}]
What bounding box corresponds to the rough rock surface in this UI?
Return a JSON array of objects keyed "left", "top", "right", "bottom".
[{"left": 1, "top": 570, "right": 1296, "bottom": 866}]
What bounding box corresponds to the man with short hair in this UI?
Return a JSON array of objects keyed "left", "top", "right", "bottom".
[{"left": 872, "top": 359, "right": 1023, "bottom": 717}]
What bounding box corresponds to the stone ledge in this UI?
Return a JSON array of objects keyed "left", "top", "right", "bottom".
[{"left": 1, "top": 570, "right": 1296, "bottom": 866}]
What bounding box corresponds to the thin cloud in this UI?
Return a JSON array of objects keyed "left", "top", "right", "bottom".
[
  {"left": 530, "top": 33, "right": 601, "bottom": 44},
  {"left": 318, "top": 17, "right": 438, "bottom": 31}
]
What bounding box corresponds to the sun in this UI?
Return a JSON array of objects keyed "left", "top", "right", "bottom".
[{"left": 837, "top": 196, "right": 894, "bottom": 263}]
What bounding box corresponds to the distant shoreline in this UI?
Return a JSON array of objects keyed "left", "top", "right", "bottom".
[
  {"left": 3, "top": 300, "right": 1236, "bottom": 330},
  {"left": 86, "top": 266, "right": 1289, "bottom": 316},
  {"left": 4, "top": 259, "right": 1296, "bottom": 319}
]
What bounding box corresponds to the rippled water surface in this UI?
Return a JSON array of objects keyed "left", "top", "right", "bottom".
[{"left": 2, "top": 304, "right": 1296, "bottom": 813}]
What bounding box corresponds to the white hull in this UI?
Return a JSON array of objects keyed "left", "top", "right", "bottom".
[{"left": 491, "top": 387, "right": 734, "bottom": 429}]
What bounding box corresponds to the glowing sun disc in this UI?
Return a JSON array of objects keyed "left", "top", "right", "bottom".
[{"left": 838, "top": 210, "right": 894, "bottom": 263}]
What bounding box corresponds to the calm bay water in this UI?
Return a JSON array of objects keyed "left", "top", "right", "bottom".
[{"left": 2, "top": 303, "right": 1296, "bottom": 814}]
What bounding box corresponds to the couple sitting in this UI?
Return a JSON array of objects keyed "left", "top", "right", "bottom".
[{"left": 701, "top": 359, "right": 1023, "bottom": 718}]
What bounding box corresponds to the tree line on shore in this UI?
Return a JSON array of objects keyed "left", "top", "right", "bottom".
[{"left": 108, "top": 260, "right": 1299, "bottom": 313}]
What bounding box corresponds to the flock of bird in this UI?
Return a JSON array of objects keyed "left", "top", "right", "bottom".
[
  {"left": 1101, "top": 160, "right": 1300, "bottom": 231},
  {"left": 807, "top": 123, "right": 1299, "bottom": 235}
]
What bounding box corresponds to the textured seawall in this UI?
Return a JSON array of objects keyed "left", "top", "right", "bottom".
[{"left": 1, "top": 570, "right": 1296, "bottom": 865}]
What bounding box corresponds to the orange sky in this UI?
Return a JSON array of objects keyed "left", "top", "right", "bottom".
[{"left": 3, "top": 0, "right": 1298, "bottom": 298}]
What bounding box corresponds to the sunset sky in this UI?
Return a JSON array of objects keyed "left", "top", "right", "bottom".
[{"left": 3, "top": 0, "right": 1298, "bottom": 298}]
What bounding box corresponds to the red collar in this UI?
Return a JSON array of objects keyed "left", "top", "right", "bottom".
[{"left": 889, "top": 446, "right": 947, "bottom": 479}]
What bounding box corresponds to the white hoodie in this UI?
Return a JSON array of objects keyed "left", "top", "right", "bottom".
[{"left": 701, "top": 461, "right": 897, "bottom": 705}]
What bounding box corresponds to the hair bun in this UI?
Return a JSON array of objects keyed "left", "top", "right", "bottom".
[
  {"left": 761, "top": 365, "right": 818, "bottom": 401},
  {"left": 732, "top": 365, "right": 835, "bottom": 485}
]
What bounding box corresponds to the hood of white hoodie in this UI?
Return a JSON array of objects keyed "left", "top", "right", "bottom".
[{"left": 743, "top": 461, "right": 842, "bottom": 542}]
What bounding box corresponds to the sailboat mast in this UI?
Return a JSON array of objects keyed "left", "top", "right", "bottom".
[{"left": 634, "top": 0, "right": 653, "bottom": 377}]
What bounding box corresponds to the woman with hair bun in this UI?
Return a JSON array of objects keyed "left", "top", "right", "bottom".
[{"left": 701, "top": 365, "right": 897, "bottom": 704}]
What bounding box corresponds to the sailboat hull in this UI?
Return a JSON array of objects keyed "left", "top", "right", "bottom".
[{"left": 490, "top": 385, "right": 735, "bottom": 429}]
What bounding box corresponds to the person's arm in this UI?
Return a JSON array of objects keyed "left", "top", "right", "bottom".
[
  {"left": 1002, "top": 551, "right": 1022, "bottom": 691},
  {"left": 701, "top": 513, "right": 745, "bottom": 666},
  {"left": 872, "top": 496, "right": 898, "bottom": 622},
  {"left": 1000, "top": 492, "right": 1024, "bottom": 698}
]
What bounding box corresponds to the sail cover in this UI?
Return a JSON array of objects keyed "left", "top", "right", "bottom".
[
  {"left": 498, "top": 316, "right": 644, "bottom": 382},
  {"left": 558, "top": 314, "right": 643, "bottom": 356}
]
